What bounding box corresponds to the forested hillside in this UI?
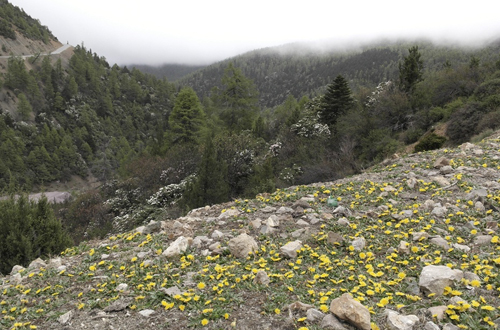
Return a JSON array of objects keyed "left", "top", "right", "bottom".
[
  {"left": 180, "top": 40, "right": 500, "bottom": 108},
  {"left": 131, "top": 63, "right": 206, "bottom": 82}
]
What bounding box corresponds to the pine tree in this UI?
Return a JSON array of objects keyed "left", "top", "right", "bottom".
[
  {"left": 182, "top": 136, "right": 229, "bottom": 210},
  {"left": 319, "top": 75, "right": 354, "bottom": 127},
  {"left": 168, "top": 87, "right": 205, "bottom": 145},
  {"left": 399, "top": 46, "right": 424, "bottom": 93},
  {"left": 216, "top": 63, "right": 259, "bottom": 132},
  {"left": 17, "top": 93, "right": 32, "bottom": 120}
]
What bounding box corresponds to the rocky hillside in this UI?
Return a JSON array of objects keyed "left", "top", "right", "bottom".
[{"left": 2, "top": 132, "right": 500, "bottom": 330}]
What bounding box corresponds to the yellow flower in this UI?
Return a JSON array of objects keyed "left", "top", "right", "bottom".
[
  {"left": 197, "top": 282, "right": 206, "bottom": 290},
  {"left": 201, "top": 319, "right": 209, "bottom": 326},
  {"left": 275, "top": 308, "right": 281, "bottom": 314}
]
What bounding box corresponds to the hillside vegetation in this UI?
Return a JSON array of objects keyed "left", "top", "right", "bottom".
[
  {"left": 2, "top": 2, "right": 500, "bottom": 315},
  {"left": 2, "top": 133, "right": 500, "bottom": 329}
]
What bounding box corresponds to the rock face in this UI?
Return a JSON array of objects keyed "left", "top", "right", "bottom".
[
  {"left": 419, "top": 265, "right": 463, "bottom": 295},
  {"left": 227, "top": 233, "right": 258, "bottom": 258},
  {"left": 330, "top": 293, "right": 371, "bottom": 330}
]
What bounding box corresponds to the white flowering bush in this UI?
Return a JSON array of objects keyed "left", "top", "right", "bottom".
[
  {"left": 365, "top": 81, "right": 392, "bottom": 108},
  {"left": 146, "top": 174, "right": 195, "bottom": 207}
]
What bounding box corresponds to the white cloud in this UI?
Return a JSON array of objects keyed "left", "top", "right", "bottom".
[{"left": 8, "top": 0, "right": 500, "bottom": 65}]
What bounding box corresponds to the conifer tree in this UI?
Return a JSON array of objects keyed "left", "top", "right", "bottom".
[
  {"left": 168, "top": 87, "right": 205, "bottom": 145},
  {"left": 216, "top": 63, "right": 259, "bottom": 132},
  {"left": 17, "top": 93, "right": 32, "bottom": 120},
  {"left": 182, "top": 136, "right": 229, "bottom": 210},
  {"left": 319, "top": 75, "right": 354, "bottom": 127},
  {"left": 399, "top": 46, "right": 424, "bottom": 93}
]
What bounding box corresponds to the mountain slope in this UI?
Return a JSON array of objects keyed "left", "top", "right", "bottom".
[
  {"left": 180, "top": 39, "right": 500, "bottom": 108},
  {"left": 2, "top": 132, "right": 500, "bottom": 329},
  {"left": 131, "top": 63, "right": 207, "bottom": 82}
]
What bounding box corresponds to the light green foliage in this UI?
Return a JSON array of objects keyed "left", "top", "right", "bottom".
[{"left": 169, "top": 87, "right": 205, "bottom": 145}]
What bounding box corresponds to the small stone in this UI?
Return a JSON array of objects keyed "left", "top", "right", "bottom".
[
  {"left": 442, "top": 324, "right": 460, "bottom": 330},
  {"left": 104, "top": 298, "right": 133, "bottom": 312},
  {"left": 137, "top": 251, "right": 150, "bottom": 259},
  {"left": 474, "top": 235, "right": 492, "bottom": 246},
  {"left": 162, "top": 286, "right": 182, "bottom": 297},
  {"left": 211, "top": 230, "right": 224, "bottom": 239},
  {"left": 139, "top": 309, "right": 155, "bottom": 317},
  {"left": 277, "top": 206, "right": 294, "bottom": 214},
  {"left": 227, "top": 233, "right": 258, "bottom": 258},
  {"left": 143, "top": 220, "right": 161, "bottom": 234},
  {"left": 327, "top": 232, "right": 344, "bottom": 245},
  {"left": 452, "top": 243, "right": 470, "bottom": 252},
  {"left": 260, "top": 225, "right": 277, "bottom": 235},
  {"left": 115, "top": 283, "right": 128, "bottom": 291},
  {"left": 431, "top": 176, "right": 450, "bottom": 186},
  {"left": 427, "top": 306, "right": 447, "bottom": 322},
  {"left": 465, "top": 188, "right": 488, "bottom": 200},
  {"left": 424, "top": 321, "right": 440, "bottom": 330},
  {"left": 287, "top": 301, "right": 314, "bottom": 311},
  {"left": 306, "top": 308, "right": 325, "bottom": 322},
  {"left": 58, "top": 310, "right": 74, "bottom": 324},
  {"left": 218, "top": 208, "right": 240, "bottom": 219},
  {"left": 333, "top": 206, "right": 350, "bottom": 217},
  {"left": 406, "top": 178, "right": 418, "bottom": 189},
  {"left": 162, "top": 236, "right": 191, "bottom": 258},
  {"left": 398, "top": 241, "right": 410, "bottom": 254},
  {"left": 280, "top": 240, "right": 303, "bottom": 258},
  {"left": 296, "top": 219, "right": 310, "bottom": 227},
  {"left": 291, "top": 228, "right": 307, "bottom": 238},
  {"left": 431, "top": 206, "right": 447, "bottom": 218},
  {"left": 419, "top": 265, "right": 463, "bottom": 296},
  {"left": 48, "top": 257, "right": 63, "bottom": 269},
  {"left": 321, "top": 314, "right": 348, "bottom": 330},
  {"left": 412, "top": 232, "right": 429, "bottom": 241},
  {"left": 464, "top": 271, "right": 481, "bottom": 282},
  {"left": 337, "top": 218, "right": 350, "bottom": 226},
  {"left": 385, "top": 309, "right": 419, "bottom": 330},
  {"left": 351, "top": 237, "right": 366, "bottom": 251},
  {"left": 10, "top": 265, "right": 25, "bottom": 275},
  {"left": 475, "top": 201, "right": 485, "bottom": 212},
  {"left": 433, "top": 157, "right": 449, "bottom": 168},
  {"left": 330, "top": 293, "right": 371, "bottom": 330},
  {"left": 439, "top": 166, "right": 453, "bottom": 175},
  {"left": 293, "top": 199, "right": 310, "bottom": 209},
  {"left": 429, "top": 236, "right": 450, "bottom": 249},
  {"left": 261, "top": 205, "right": 277, "bottom": 213},
  {"left": 29, "top": 258, "right": 47, "bottom": 269},
  {"left": 209, "top": 242, "right": 221, "bottom": 251},
  {"left": 253, "top": 270, "right": 270, "bottom": 285},
  {"left": 266, "top": 216, "right": 279, "bottom": 227}
]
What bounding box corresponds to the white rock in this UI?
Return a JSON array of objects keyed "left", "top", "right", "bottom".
[
  {"left": 385, "top": 309, "right": 419, "bottom": 330},
  {"left": 398, "top": 241, "right": 410, "bottom": 254},
  {"left": 58, "top": 310, "right": 74, "bottom": 324},
  {"left": 419, "top": 265, "right": 463, "bottom": 295},
  {"left": 162, "top": 236, "right": 191, "bottom": 258},
  {"left": 280, "top": 240, "right": 303, "bottom": 258},
  {"left": 424, "top": 321, "right": 440, "bottom": 330},
  {"left": 306, "top": 308, "right": 325, "bottom": 322},
  {"left": 211, "top": 230, "right": 224, "bottom": 239},
  {"left": 253, "top": 270, "right": 270, "bottom": 285},
  {"left": 139, "top": 309, "right": 155, "bottom": 317},
  {"left": 266, "top": 216, "right": 279, "bottom": 227},
  {"left": 452, "top": 243, "right": 470, "bottom": 252},
  {"left": 29, "top": 258, "right": 47, "bottom": 269},
  {"left": 351, "top": 237, "right": 366, "bottom": 251},
  {"left": 115, "top": 283, "right": 128, "bottom": 291},
  {"left": 277, "top": 206, "right": 294, "bottom": 214},
  {"left": 10, "top": 265, "right": 25, "bottom": 275},
  {"left": 296, "top": 219, "right": 310, "bottom": 227},
  {"left": 218, "top": 208, "right": 240, "bottom": 219},
  {"left": 227, "top": 233, "right": 258, "bottom": 258}
]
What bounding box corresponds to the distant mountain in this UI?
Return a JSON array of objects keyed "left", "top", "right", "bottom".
[
  {"left": 130, "top": 63, "right": 207, "bottom": 81},
  {"left": 179, "top": 39, "right": 500, "bottom": 108}
]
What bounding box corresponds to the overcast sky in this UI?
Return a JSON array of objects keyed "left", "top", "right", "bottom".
[{"left": 8, "top": 0, "right": 500, "bottom": 66}]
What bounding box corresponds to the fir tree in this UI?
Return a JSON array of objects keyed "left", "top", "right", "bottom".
[
  {"left": 319, "top": 75, "right": 354, "bottom": 127},
  {"left": 168, "top": 87, "right": 205, "bottom": 145},
  {"left": 398, "top": 46, "right": 424, "bottom": 93}
]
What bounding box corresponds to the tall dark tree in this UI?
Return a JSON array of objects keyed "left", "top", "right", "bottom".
[
  {"left": 398, "top": 46, "right": 424, "bottom": 93},
  {"left": 319, "top": 75, "right": 354, "bottom": 127},
  {"left": 216, "top": 62, "right": 259, "bottom": 132},
  {"left": 182, "top": 136, "right": 229, "bottom": 210},
  {"left": 168, "top": 87, "right": 205, "bottom": 145}
]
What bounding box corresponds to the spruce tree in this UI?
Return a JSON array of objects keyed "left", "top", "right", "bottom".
[
  {"left": 182, "top": 136, "right": 229, "bottom": 210},
  {"left": 319, "top": 75, "right": 354, "bottom": 127},
  {"left": 398, "top": 46, "right": 424, "bottom": 93},
  {"left": 169, "top": 87, "right": 205, "bottom": 145}
]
